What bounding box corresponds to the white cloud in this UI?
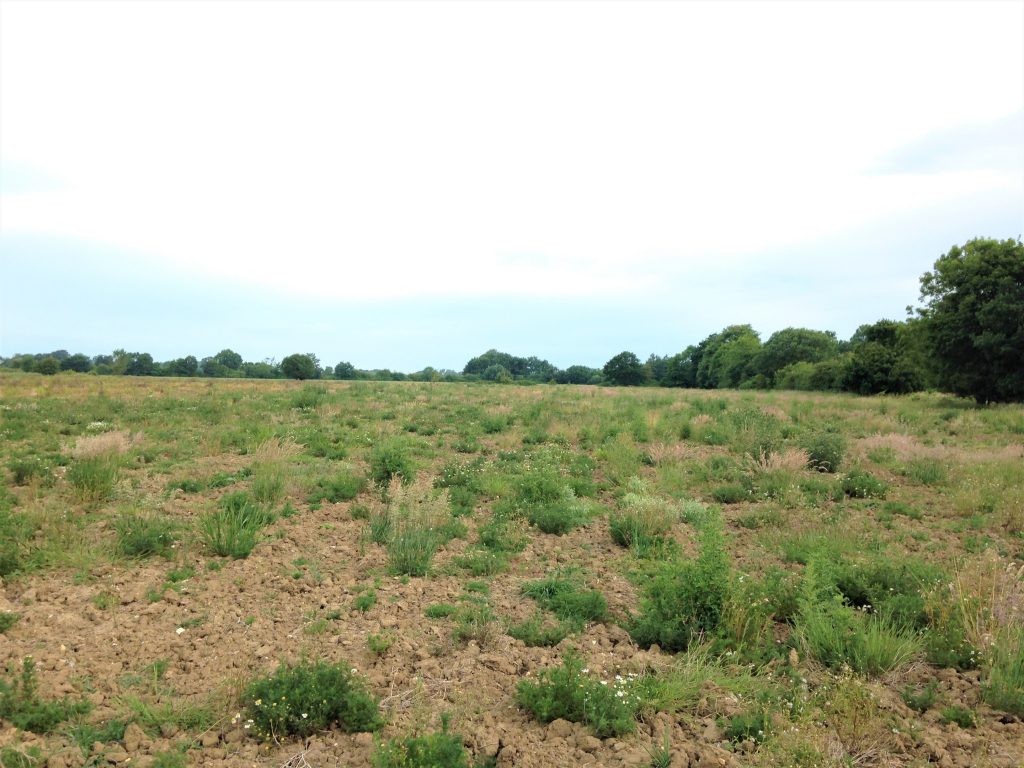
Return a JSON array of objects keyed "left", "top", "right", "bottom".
[{"left": 2, "top": 1, "right": 1022, "bottom": 300}]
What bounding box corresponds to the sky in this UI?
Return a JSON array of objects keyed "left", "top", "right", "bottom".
[{"left": 1, "top": 0, "right": 1022, "bottom": 372}]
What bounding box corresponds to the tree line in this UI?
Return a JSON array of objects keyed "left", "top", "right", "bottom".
[{"left": 3, "top": 237, "right": 1021, "bottom": 402}]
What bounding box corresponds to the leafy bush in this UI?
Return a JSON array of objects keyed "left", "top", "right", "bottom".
[
  {"left": 801, "top": 430, "right": 845, "bottom": 473},
  {"left": 0, "top": 659, "right": 91, "bottom": 733},
  {"left": 370, "top": 440, "right": 415, "bottom": 486},
  {"left": 290, "top": 385, "right": 326, "bottom": 410},
  {"left": 115, "top": 512, "right": 177, "bottom": 558},
  {"left": 68, "top": 455, "right": 119, "bottom": 502},
  {"left": 372, "top": 714, "right": 469, "bottom": 768},
  {"left": 243, "top": 660, "right": 381, "bottom": 740},
  {"left": 516, "top": 650, "right": 642, "bottom": 737},
  {"left": 200, "top": 493, "right": 274, "bottom": 559},
  {"left": 308, "top": 466, "right": 367, "bottom": 504},
  {"left": 527, "top": 497, "right": 590, "bottom": 535},
  {"left": 630, "top": 515, "right": 731, "bottom": 652},
  {"left": 477, "top": 514, "right": 528, "bottom": 554},
  {"left": 841, "top": 468, "right": 888, "bottom": 499}
]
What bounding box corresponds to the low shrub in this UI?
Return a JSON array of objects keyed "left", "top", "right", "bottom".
[
  {"left": 7, "top": 457, "right": 51, "bottom": 486},
  {"left": 940, "top": 705, "right": 977, "bottom": 728},
  {"left": 516, "top": 650, "right": 642, "bottom": 738},
  {"left": 711, "top": 483, "right": 749, "bottom": 504},
  {"left": 721, "top": 709, "right": 771, "bottom": 745},
  {"left": 453, "top": 549, "right": 508, "bottom": 576},
  {"left": 527, "top": 498, "right": 589, "bottom": 535},
  {"left": 243, "top": 660, "right": 381, "bottom": 740},
  {"left": 983, "top": 629, "right": 1024, "bottom": 717},
  {"left": 609, "top": 478, "right": 677, "bottom": 552},
  {"left": 901, "top": 682, "right": 938, "bottom": 713}
]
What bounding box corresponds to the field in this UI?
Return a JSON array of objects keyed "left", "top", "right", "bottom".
[{"left": 0, "top": 372, "right": 1022, "bottom": 768}]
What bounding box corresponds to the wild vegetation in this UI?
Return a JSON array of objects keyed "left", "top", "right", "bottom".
[
  {"left": 0, "top": 372, "right": 1022, "bottom": 767},
  {"left": 5, "top": 238, "right": 1022, "bottom": 404}
]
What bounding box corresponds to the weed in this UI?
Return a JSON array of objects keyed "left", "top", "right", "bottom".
[
  {"left": 424, "top": 604, "right": 457, "bottom": 619},
  {"left": 354, "top": 590, "right": 378, "bottom": 613},
  {"left": 372, "top": 713, "right": 469, "bottom": 768},
  {"left": 453, "top": 549, "right": 508, "bottom": 576},
  {"left": 370, "top": 439, "right": 415, "bottom": 486},
  {"left": 940, "top": 705, "right": 977, "bottom": 728},
  {"left": 0, "top": 658, "right": 91, "bottom": 733},
  {"left": 721, "top": 709, "right": 771, "bottom": 745},
  {"left": 522, "top": 574, "right": 607, "bottom": 625},
  {"left": 367, "top": 632, "right": 394, "bottom": 656},
  {"left": 200, "top": 493, "right": 273, "bottom": 559},
  {"left": 630, "top": 515, "right": 730, "bottom": 652},
  {"left": 309, "top": 465, "right": 367, "bottom": 504},
  {"left": 244, "top": 660, "right": 381, "bottom": 740},
  {"left": 0, "top": 612, "right": 20, "bottom": 633},
  {"left": 68, "top": 455, "right": 119, "bottom": 503},
  {"left": 516, "top": 650, "right": 642, "bottom": 738},
  {"left": 115, "top": 512, "right": 177, "bottom": 558},
  {"left": 507, "top": 612, "right": 577, "bottom": 647},
  {"left": 801, "top": 430, "right": 845, "bottom": 473},
  {"left": 900, "top": 681, "right": 938, "bottom": 712},
  {"left": 841, "top": 468, "right": 888, "bottom": 499}
]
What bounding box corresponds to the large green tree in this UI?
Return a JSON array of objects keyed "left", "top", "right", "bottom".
[
  {"left": 916, "top": 237, "right": 1024, "bottom": 403},
  {"left": 281, "top": 353, "right": 318, "bottom": 380},
  {"left": 603, "top": 351, "right": 646, "bottom": 386},
  {"left": 757, "top": 327, "right": 839, "bottom": 384}
]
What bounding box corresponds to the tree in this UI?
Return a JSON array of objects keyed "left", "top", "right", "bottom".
[
  {"left": 123, "top": 352, "right": 154, "bottom": 376},
  {"left": 556, "top": 365, "right": 601, "bottom": 385},
  {"left": 334, "top": 361, "right": 357, "bottom": 380},
  {"left": 695, "top": 325, "right": 761, "bottom": 388},
  {"left": 603, "top": 351, "right": 646, "bottom": 386},
  {"left": 212, "top": 349, "right": 243, "bottom": 370},
  {"left": 167, "top": 355, "right": 199, "bottom": 377},
  {"left": 916, "top": 238, "right": 1024, "bottom": 402},
  {"left": 35, "top": 356, "right": 60, "bottom": 375},
  {"left": 757, "top": 328, "right": 839, "bottom": 384},
  {"left": 281, "top": 353, "right": 317, "bottom": 380},
  {"left": 61, "top": 353, "right": 92, "bottom": 373}
]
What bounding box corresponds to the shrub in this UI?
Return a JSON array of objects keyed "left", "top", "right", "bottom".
[
  {"left": 841, "top": 468, "right": 888, "bottom": 499},
  {"left": 370, "top": 440, "right": 415, "bottom": 486},
  {"left": 801, "top": 430, "right": 845, "bottom": 473},
  {"left": 478, "top": 514, "right": 528, "bottom": 553},
  {"left": 424, "top": 603, "right": 457, "bottom": 619},
  {"left": 308, "top": 466, "right": 367, "bottom": 504},
  {"left": 200, "top": 494, "right": 274, "bottom": 559},
  {"left": 451, "top": 603, "right": 498, "bottom": 646},
  {"left": 630, "top": 515, "right": 731, "bottom": 652},
  {"left": 0, "top": 658, "right": 91, "bottom": 733},
  {"left": 243, "top": 660, "right": 381, "bottom": 740},
  {"left": 68, "top": 455, "right": 119, "bottom": 502},
  {"left": 516, "top": 650, "right": 642, "bottom": 738},
  {"left": 721, "top": 709, "right": 771, "bottom": 745},
  {"left": 353, "top": 590, "right": 377, "bottom": 612},
  {"left": 372, "top": 714, "right": 469, "bottom": 768},
  {"left": 115, "top": 512, "right": 177, "bottom": 558}
]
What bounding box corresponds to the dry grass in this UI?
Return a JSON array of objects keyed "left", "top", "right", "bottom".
[
  {"left": 645, "top": 442, "right": 693, "bottom": 465},
  {"left": 745, "top": 447, "right": 810, "bottom": 473},
  {"left": 949, "top": 553, "right": 1024, "bottom": 650},
  {"left": 252, "top": 437, "right": 301, "bottom": 465},
  {"left": 69, "top": 429, "right": 141, "bottom": 458}
]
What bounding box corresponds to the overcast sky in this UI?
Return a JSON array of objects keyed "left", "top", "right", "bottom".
[{"left": 2, "top": 0, "right": 1022, "bottom": 371}]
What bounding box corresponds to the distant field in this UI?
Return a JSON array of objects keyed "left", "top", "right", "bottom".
[{"left": 0, "top": 372, "right": 1022, "bottom": 768}]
